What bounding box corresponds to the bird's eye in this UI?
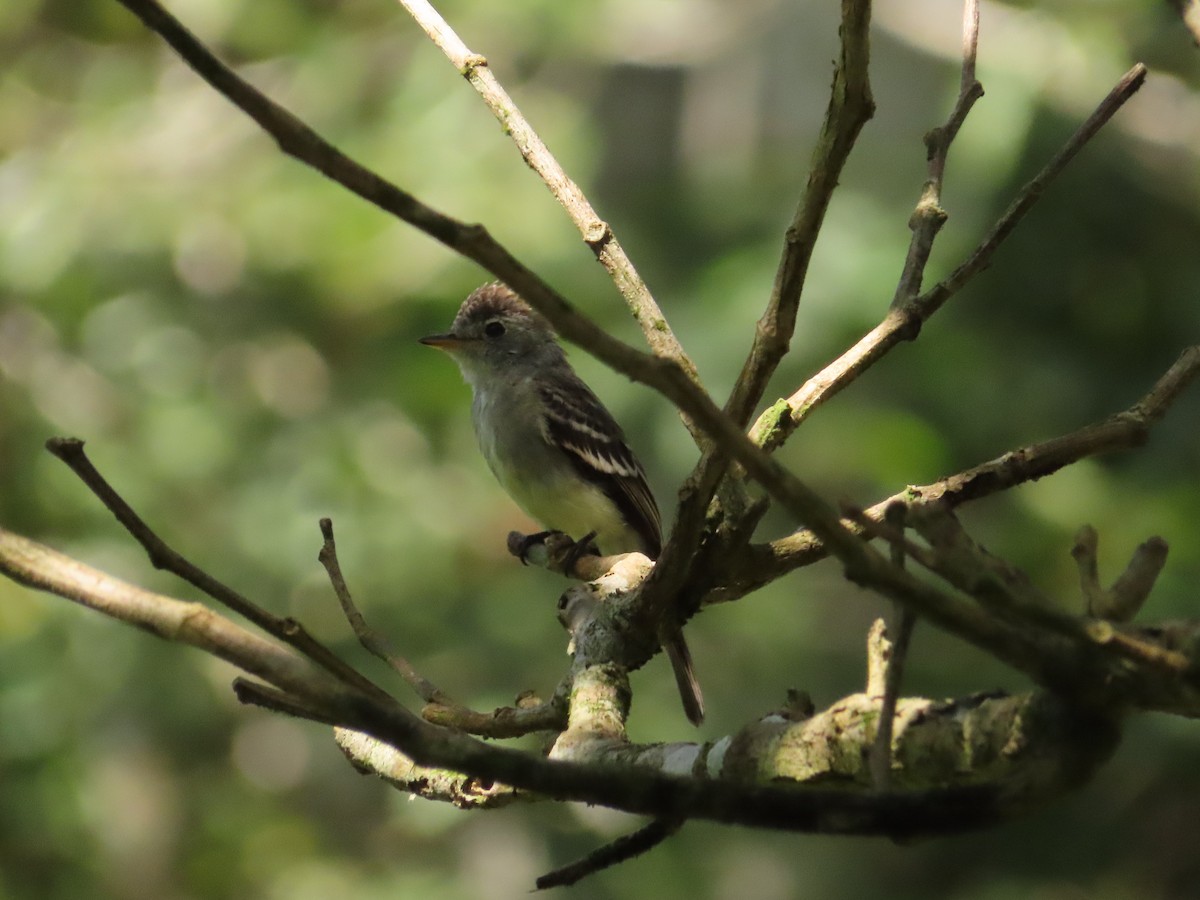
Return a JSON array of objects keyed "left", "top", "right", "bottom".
[{"left": 484, "top": 320, "right": 505, "bottom": 338}]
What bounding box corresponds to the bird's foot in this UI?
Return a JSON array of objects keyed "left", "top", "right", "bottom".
[
  {"left": 561, "top": 530, "right": 600, "bottom": 578},
  {"left": 510, "top": 530, "right": 559, "bottom": 566}
]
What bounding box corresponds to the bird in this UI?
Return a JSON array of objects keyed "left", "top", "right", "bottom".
[{"left": 420, "top": 282, "right": 704, "bottom": 725}]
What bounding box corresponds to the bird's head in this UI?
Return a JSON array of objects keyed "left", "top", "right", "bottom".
[{"left": 420, "top": 283, "right": 562, "bottom": 375}]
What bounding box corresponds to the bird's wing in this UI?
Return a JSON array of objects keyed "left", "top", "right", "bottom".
[{"left": 537, "top": 372, "right": 662, "bottom": 557}]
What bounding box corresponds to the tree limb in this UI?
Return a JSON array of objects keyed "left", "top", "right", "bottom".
[
  {"left": 2, "top": 523, "right": 1111, "bottom": 835},
  {"left": 45, "top": 437, "right": 393, "bottom": 704},
  {"left": 393, "top": 0, "right": 698, "bottom": 387},
  {"left": 749, "top": 62, "right": 1149, "bottom": 454},
  {"left": 725, "top": 345, "right": 1200, "bottom": 601},
  {"left": 724, "top": 0, "right": 875, "bottom": 430}
]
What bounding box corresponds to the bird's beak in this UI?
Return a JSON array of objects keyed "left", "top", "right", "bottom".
[{"left": 418, "top": 332, "right": 465, "bottom": 351}]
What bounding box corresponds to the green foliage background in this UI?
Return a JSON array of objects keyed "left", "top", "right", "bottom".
[{"left": 2, "top": 1, "right": 1199, "bottom": 897}]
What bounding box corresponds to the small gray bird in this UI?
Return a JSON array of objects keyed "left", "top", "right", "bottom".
[{"left": 420, "top": 282, "right": 704, "bottom": 725}]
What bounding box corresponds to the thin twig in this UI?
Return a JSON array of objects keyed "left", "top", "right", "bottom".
[
  {"left": 891, "top": 0, "right": 983, "bottom": 308},
  {"left": 319, "top": 517, "right": 568, "bottom": 736},
  {"left": 317, "top": 517, "right": 450, "bottom": 704},
  {"left": 0, "top": 528, "right": 359, "bottom": 710},
  {"left": 234, "top": 678, "right": 344, "bottom": 726},
  {"left": 869, "top": 503, "right": 916, "bottom": 789},
  {"left": 421, "top": 697, "right": 567, "bottom": 739},
  {"left": 393, "top": 0, "right": 698, "bottom": 388},
  {"left": 749, "top": 63, "right": 1148, "bottom": 454},
  {"left": 44, "top": 437, "right": 393, "bottom": 704},
  {"left": 535, "top": 817, "right": 683, "bottom": 889},
  {"left": 921, "top": 62, "right": 1148, "bottom": 312},
  {"left": 1085, "top": 621, "right": 1193, "bottom": 675}
]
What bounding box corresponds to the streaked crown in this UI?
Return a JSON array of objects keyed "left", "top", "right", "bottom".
[{"left": 451, "top": 282, "right": 554, "bottom": 338}]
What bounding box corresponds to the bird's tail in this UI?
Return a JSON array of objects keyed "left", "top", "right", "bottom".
[{"left": 661, "top": 627, "right": 705, "bottom": 726}]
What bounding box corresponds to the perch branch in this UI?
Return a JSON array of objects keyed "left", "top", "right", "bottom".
[{"left": 4, "top": 525, "right": 1111, "bottom": 834}]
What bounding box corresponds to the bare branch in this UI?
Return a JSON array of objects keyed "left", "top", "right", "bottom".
[
  {"left": 334, "top": 727, "right": 525, "bottom": 810},
  {"left": 869, "top": 504, "right": 917, "bottom": 789},
  {"left": 891, "top": 0, "right": 983, "bottom": 309},
  {"left": 234, "top": 678, "right": 344, "bottom": 726},
  {"left": 724, "top": 0, "right": 875, "bottom": 430},
  {"left": 421, "top": 694, "right": 568, "bottom": 739},
  {"left": 393, "top": 0, "right": 697, "bottom": 385},
  {"left": 922, "top": 62, "right": 1148, "bottom": 312},
  {"left": 0, "top": 528, "right": 355, "bottom": 710},
  {"left": 535, "top": 818, "right": 683, "bottom": 890},
  {"left": 105, "top": 0, "right": 696, "bottom": 423},
  {"left": 1072, "top": 527, "right": 1171, "bottom": 623},
  {"left": 319, "top": 517, "right": 568, "bottom": 737},
  {"left": 45, "top": 437, "right": 391, "bottom": 703},
  {"left": 749, "top": 63, "right": 1149, "bottom": 455},
  {"left": 317, "top": 516, "right": 450, "bottom": 704},
  {"left": 732, "top": 344, "right": 1200, "bottom": 599}
]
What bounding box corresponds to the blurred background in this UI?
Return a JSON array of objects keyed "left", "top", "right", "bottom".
[{"left": 2, "top": 0, "right": 1199, "bottom": 897}]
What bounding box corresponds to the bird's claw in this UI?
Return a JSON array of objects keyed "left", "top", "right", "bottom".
[
  {"left": 513, "top": 530, "right": 557, "bottom": 565},
  {"left": 561, "top": 530, "right": 600, "bottom": 578}
]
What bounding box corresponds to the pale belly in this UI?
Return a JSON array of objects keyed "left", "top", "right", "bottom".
[{"left": 473, "top": 388, "right": 639, "bottom": 553}]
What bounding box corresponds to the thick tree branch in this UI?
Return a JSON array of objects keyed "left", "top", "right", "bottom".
[{"left": 3, "top": 524, "right": 1106, "bottom": 835}]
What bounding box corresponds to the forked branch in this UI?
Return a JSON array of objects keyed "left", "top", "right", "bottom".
[{"left": 750, "top": 62, "right": 1148, "bottom": 454}]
